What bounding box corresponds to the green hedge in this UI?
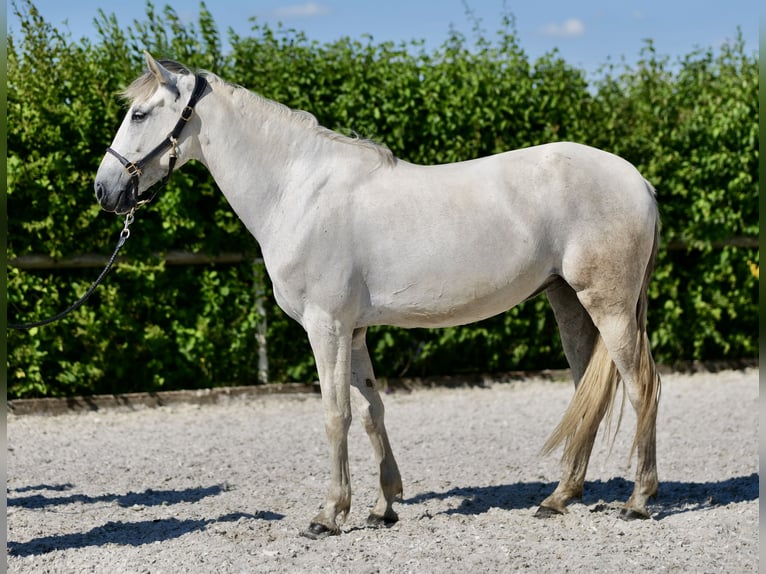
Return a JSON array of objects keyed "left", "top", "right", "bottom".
[{"left": 7, "top": 1, "right": 758, "bottom": 398}]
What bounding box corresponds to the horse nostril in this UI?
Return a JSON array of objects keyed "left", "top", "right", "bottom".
[{"left": 95, "top": 182, "right": 104, "bottom": 201}]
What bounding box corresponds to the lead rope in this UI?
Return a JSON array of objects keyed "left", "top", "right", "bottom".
[{"left": 7, "top": 210, "right": 136, "bottom": 330}]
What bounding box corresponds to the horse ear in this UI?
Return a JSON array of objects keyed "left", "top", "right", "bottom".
[{"left": 144, "top": 51, "right": 177, "bottom": 90}]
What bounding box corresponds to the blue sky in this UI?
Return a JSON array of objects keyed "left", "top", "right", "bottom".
[{"left": 7, "top": 1, "right": 760, "bottom": 78}]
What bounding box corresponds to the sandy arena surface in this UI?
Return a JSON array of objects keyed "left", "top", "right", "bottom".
[{"left": 6, "top": 369, "right": 758, "bottom": 573}]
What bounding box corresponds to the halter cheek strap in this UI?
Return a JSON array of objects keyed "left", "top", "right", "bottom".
[{"left": 106, "top": 73, "right": 208, "bottom": 208}]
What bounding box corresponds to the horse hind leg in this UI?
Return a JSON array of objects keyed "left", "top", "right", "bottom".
[
  {"left": 615, "top": 317, "right": 660, "bottom": 519},
  {"left": 588, "top": 309, "right": 659, "bottom": 519},
  {"left": 580, "top": 213, "right": 661, "bottom": 520},
  {"left": 537, "top": 280, "right": 614, "bottom": 517},
  {"left": 540, "top": 204, "right": 661, "bottom": 519},
  {"left": 350, "top": 328, "right": 403, "bottom": 527},
  {"left": 569, "top": 285, "right": 660, "bottom": 519}
]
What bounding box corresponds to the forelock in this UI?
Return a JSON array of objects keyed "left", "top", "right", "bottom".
[{"left": 120, "top": 59, "right": 192, "bottom": 104}]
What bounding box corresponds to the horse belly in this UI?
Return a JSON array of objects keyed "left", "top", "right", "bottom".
[
  {"left": 359, "top": 241, "right": 553, "bottom": 329},
  {"left": 364, "top": 282, "right": 545, "bottom": 329}
]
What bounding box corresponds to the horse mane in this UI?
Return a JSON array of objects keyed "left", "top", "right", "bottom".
[{"left": 121, "top": 59, "right": 396, "bottom": 167}]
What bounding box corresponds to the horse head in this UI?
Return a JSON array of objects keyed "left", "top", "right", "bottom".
[{"left": 94, "top": 52, "right": 205, "bottom": 214}]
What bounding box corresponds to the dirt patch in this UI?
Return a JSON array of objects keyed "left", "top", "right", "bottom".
[{"left": 7, "top": 369, "right": 758, "bottom": 572}]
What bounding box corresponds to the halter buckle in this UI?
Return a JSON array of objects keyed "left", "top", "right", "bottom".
[
  {"left": 125, "top": 163, "right": 142, "bottom": 177},
  {"left": 180, "top": 106, "right": 194, "bottom": 121}
]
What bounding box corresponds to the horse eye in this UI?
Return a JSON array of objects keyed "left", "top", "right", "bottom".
[{"left": 131, "top": 110, "right": 148, "bottom": 122}]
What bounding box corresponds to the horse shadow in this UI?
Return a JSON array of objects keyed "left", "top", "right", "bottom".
[
  {"left": 7, "top": 484, "right": 284, "bottom": 557},
  {"left": 8, "top": 483, "right": 230, "bottom": 509},
  {"left": 401, "top": 473, "right": 758, "bottom": 520}
]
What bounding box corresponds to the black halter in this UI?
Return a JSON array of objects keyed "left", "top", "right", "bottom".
[{"left": 106, "top": 73, "right": 208, "bottom": 208}]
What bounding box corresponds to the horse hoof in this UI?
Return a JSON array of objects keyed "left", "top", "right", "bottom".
[
  {"left": 367, "top": 513, "right": 398, "bottom": 528},
  {"left": 534, "top": 505, "right": 564, "bottom": 519},
  {"left": 619, "top": 508, "right": 650, "bottom": 521},
  {"left": 300, "top": 522, "right": 338, "bottom": 540}
]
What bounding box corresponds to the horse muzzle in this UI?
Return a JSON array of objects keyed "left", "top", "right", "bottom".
[{"left": 94, "top": 177, "right": 138, "bottom": 214}]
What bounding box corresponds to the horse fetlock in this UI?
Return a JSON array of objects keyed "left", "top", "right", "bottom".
[
  {"left": 384, "top": 474, "right": 403, "bottom": 500},
  {"left": 537, "top": 492, "right": 570, "bottom": 517},
  {"left": 638, "top": 475, "right": 659, "bottom": 499},
  {"left": 621, "top": 489, "right": 655, "bottom": 520},
  {"left": 372, "top": 490, "right": 400, "bottom": 520}
]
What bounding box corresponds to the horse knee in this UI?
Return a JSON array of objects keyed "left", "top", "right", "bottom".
[{"left": 324, "top": 410, "right": 352, "bottom": 442}]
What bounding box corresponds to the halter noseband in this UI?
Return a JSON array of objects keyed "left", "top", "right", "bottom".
[{"left": 106, "top": 73, "right": 208, "bottom": 208}]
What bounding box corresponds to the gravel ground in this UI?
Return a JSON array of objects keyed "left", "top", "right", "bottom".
[{"left": 6, "top": 369, "right": 758, "bottom": 573}]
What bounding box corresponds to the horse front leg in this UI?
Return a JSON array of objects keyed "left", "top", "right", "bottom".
[
  {"left": 302, "top": 323, "right": 354, "bottom": 540},
  {"left": 350, "top": 328, "right": 403, "bottom": 527}
]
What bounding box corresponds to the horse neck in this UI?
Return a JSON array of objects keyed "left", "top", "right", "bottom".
[{"left": 191, "top": 82, "right": 339, "bottom": 245}]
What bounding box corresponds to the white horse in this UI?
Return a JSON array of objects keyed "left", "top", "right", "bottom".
[{"left": 95, "top": 53, "right": 661, "bottom": 538}]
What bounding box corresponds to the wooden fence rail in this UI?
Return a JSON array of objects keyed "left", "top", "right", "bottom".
[
  {"left": 8, "top": 251, "right": 259, "bottom": 270},
  {"left": 7, "top": 237, "right": 758, "bottom": 271}
]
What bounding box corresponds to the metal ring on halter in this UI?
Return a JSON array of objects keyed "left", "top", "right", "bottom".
[{"left": 119, "top": 210, "right": 135, "bottom": 243}]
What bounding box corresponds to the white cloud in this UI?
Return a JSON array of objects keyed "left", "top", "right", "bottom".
[
  {"left": 273, "top": 3, "right": 331, "bottom": 19},
  {"left": 541, "top": 18, "right": 585, "bottom": 39}
]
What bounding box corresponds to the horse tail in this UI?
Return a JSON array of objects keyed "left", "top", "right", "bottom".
[
  {"left": 540, "top": 334, "right": 621, "bottom": 472},
  {"left": 542, "top": 182, "right": 661, "bottom": 467},
  {"left": 630, "top": 186, "right": 661, "bottom": 459}
]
